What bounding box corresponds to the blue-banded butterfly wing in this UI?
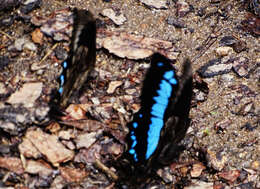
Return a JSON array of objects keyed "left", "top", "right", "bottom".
[
  {"left": 125, "top": 54, "right": 192, "bottom": 172},
  {"left": 126, "top": 53, "right": 181, "bottom": 166},
  {"left": 155, "top": 59, "right": 192, "bottom": 165},
  {"left": 58, "top": 9, "right": 96, "bottom": 108}
]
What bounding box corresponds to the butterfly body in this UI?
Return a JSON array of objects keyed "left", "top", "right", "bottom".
[
  {"left": 58, "top": 9, "right": 96, "bottom": 108},
  {"left": 124, "top": 53, "right": 192, "bottom": 174}
]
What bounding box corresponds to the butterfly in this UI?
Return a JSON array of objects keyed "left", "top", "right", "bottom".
[
  {"left": 58, "top": 8, "right": 96, "bottom": 109},
  {"left": 121, "top": 53, "right": 192, "bottom": 179}
]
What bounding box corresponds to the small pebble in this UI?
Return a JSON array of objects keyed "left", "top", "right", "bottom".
[
  {"left": 232, "top": 57, "right": 249, "bottom": 77},
  {"left": 101, "top": 8, "right": 126, "bottom": 26},
  {"left": 167, "top": 17, "right": 186, "bottom": 28},
  {"left": 197, "top": 58, "right": 233, "bottom": 78},
  {"left": 233, "top": 40, "right": 247, "bottom": 53},
  {"left": 14, "top": 37, "right": 27, "bottom": 51},
  {"left": 249, "top": 0, "right": 260, "bottom": 17},
  {"left": 0, "top": 56, "right": 10, "bottom": 70},
  {"left": 215, "top": 46, "right": 233, "bottom": 56},
  {"left": 176, "top": 0, "right": 191, "bottom": 17},
  {"left": 0, "top": 0, "right": 21, "bottom": 11},
  {"left": 219, "top": 36, "right": 237, "bottom": 46},
  {"left": 24, "top": 41, "right": 37, "bottom": 51},
  {"left": 55, "top": 46, "right": 68, "bottom": 60},
  {"left": 0, "top": 15, "right": 15, "bottom": 27},
  {"left": 20, "top": 0, "right": 42, "bottom": 14},
  {"left": 140, "top": 0, "right": 167, "bottom": 9}
]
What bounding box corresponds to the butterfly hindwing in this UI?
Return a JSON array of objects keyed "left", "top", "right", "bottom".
[
  {"left": 156, "top": 59, "right": 192, "bottom": 165},
  {"left": 58, "top": 9, "right": 96, "bottom": 108}
]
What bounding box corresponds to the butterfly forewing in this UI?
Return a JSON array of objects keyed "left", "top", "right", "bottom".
[
  {"left": 125, "top": 53, "right": 192, "bottom": 171},
  {"left": 58, "top": 9, "right": 96, "bottom": 108}
]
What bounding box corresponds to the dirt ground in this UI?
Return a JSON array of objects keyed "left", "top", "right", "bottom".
[{"left": 0, "top": 0, "right": 259, "bottom": 188}]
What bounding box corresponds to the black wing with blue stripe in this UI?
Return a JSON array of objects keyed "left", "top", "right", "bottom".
[
  {"left": 58, "top": 9, "right": 96, "bottom": 108},
  {"left": 125, "top": 53, "right": 192, "bottom": 169}
]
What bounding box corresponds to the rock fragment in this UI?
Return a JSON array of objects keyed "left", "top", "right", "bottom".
[
  {"left": 167, "top": 17, "right": 186, "bottom": 28},
  {"left": 184, "top": 180, "right": 213, "bottom": 189},
  {"left": 139, "top": 0, "right": 167, "bottom": 9},
  {"left": 20, "top": 0, "right": 42, "bottom": 14},
  {"left": 101, "top": 8, "right": 126, "bottom": 25},
  {"left": 176, "top": 0, "right": 191, "bottom": 17},
  {"left": 0, "top": 0, "right": 21, "bottom": 11},
  {"left": 215, "top": 46, "right": 233, "bottom": 56},
  {"left": 232, "top": 57, "right": 249, "bottom": 77},
  {"left": 107, "top": 81, "right": 123, "bottom": 94},
  {"left": 197, "top": 58, "right": 232, "bottom": 78},
  {"left": 241, "top": 14, "right": 260, "bottom": 37}
]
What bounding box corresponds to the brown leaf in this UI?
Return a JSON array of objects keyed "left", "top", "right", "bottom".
[
  {"left": 25, "top": 128, "right": 74, "bottom": 166},
  {"left": 96, "top": 28, "right": 179, "bottom": 60},
  {"left": 60, "top": 166, "right": 88, "bottom": 183},
  {"left": 63, "top": 104, "right": 87, "bottom": 120},
  {"left": 7, "top": 82, "right": 43, "bottom": 108},
  {"left": 31, "top": 28, "right": 43, "bottom": 44},
  {"left": 218, "top": 170, "right": 240, "bottom": 183},
  {"left": 0, "top": 157, "right": 24, "bottom": 174},
  {"left": 74, "top": 132, "right": 97, "bottom": 149},
  {"left": 25, "top": 160, "right": 53, "bottom": 176},
  {"left": 107, "top": 81, "right": 123, "bottom": 94},
  {"left": 19, "top": 138, "right": 42, "bottom": 159},
  {"left": 170, "top": 162, "right": 189, "bottom": 171},
  {"left": 31, "top": 8, "right": 73, "bottom": 41},
  {"left": 60, "top": 119, "right": 104, "bottom": 131},
  {"left": 58, "top": 129, "right": 76, "bottom": 140},
  {"left": 214, "top": 119, "right": 232, "bottom": 133},
  {"left": 74, "top": 144, "right": 101, "bottom": 164},
  {"left": 180, "top": 166, "right": 189, "bottom": 177},
  {"left": 213, "top": 184, "right": 225, "bottom": 189},
  {"left": 190, "top": 163, "right": 206, "bottom": 177},
  {"left": 206, "top": 149, "right": 227, "bottom": 171}
]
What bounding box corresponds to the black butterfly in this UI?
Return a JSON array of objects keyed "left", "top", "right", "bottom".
[
  {"left": 119, "top": 53, "right": 192, "bottom": 182},
  {"left": 58, "top": 8, "right": 96, "bottom": 108}
]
